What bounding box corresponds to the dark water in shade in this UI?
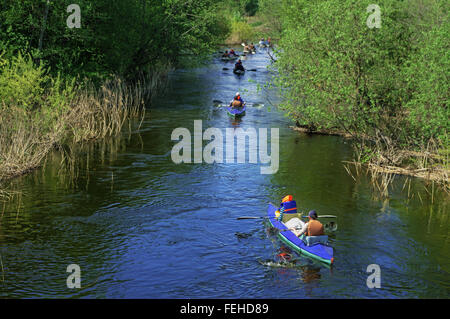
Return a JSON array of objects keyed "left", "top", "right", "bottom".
[{"left": 0, "top": 47, "right": 448, "bottom": 298}]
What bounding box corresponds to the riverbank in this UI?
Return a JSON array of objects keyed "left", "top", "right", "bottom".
[
  {"left": 0, "top": 55, "right": 169, "bottom": 193},
  {"left": 290, "top": 125, "right": 449, "bottom": 191},
  {"left": 223, "top": 14, "right": 277, "bottom": 45},
  {"left": 0, "top": 1, "right": 230, "bottom": 195}
]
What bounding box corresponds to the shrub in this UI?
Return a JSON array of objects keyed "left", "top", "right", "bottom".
[{"left": 231, "top": 20, "right": 255, "bottom": 42}]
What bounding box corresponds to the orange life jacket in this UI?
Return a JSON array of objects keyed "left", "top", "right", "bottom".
[{"left": 307, "top": 219, "right": 324, "bottom": 236}]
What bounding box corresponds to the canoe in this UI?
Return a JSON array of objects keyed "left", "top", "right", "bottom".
[
  {"left": 226, "top": 105, "right": 246, "bottom": 117},
  {"left": 233, "top": 68, "right": 245, "bottom": 75},
  {"left": 267, "top": 203, "right": 334, "bottom": 265}
]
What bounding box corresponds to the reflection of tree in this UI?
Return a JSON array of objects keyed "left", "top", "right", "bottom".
[{"left": 299, "top": 266, "right": 321, "bottom": 284}]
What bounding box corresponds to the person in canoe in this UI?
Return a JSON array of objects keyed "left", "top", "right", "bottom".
[
  {"left": 229, "top": 92, "right": 246, "bottom": 108},
  {"left": 249, "top": 43, "right": 256, "bottom": 51},
  {"left": 234, "top": 59, "right": 245, "bottom": 72},
  {"left": 229, "top": 49, "right": 238, "bottom": 57},
  {"left": 222, "top": 50, "right": 229, "bottom": 58},
  {"left": 291, "top": 210, "right": 325, "bottom": 237}
]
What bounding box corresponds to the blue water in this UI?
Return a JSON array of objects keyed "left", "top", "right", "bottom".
[{"left": 0, "top": 47, "right": 448, "bottom": 298}]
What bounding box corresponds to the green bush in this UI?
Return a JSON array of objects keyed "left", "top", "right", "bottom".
[
  {"left": 272, "top": 0, "right": 448, "bottom": 153},
  {"left": 0, "top": 52, "right": 75, "bottom": 131},
  {"left": 231, "top": 20, "right": 255, "bottom": 42},
  {"left": 0, "top": 52, "right": 47, "bottom": 111},
  {"left": 404, "top": 19, "right": 450, "bottom": 147}
]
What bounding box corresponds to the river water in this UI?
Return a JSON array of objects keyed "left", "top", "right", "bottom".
[{"left": 0, "top": 47, "right": 448, "bottom": 298}]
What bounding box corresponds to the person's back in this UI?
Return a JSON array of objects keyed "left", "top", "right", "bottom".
[
  {"left": 307, "top": 218, "right": 324, "bottom": 236},
  {"left": 231, "top": 99, "right": 242, "bottom": 107},
  {"left": 234, "top": 60, "right": 244, "bottom": 71},
  {"left": 231, "top": 92, "right": 244, "bottom": 107}
]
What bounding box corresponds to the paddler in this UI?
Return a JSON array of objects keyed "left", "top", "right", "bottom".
[
  {"left": 229, "top": 49, "right": 237, "bottom": 57},
  {"left": 234, "top": 59, "right": 245, "bottom": 72},
  {"left": 291, "top": 210, "right": 325, "bottom": 237},
  {"left": 230, "top": 92, "right": 245, "bottom": 108}
]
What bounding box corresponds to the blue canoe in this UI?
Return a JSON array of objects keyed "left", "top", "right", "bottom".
[
  {"left": 267, "top": 203, "right": 334, "bottom": 265},
  {"left": 226, "top": 105, "right": 246, "bottom": 117}
]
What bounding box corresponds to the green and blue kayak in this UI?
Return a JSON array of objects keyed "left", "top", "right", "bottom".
[
  {"left": 267, "top": 203, "right": 334, "bottom": 265},
  {"left": 226, "top": 105, "right": 246, "bottom": 118}
]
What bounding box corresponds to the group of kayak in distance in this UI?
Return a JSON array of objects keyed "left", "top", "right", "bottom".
[
  {"left": 220, "top": 43, "right": 335, "bottom": 265},
  {"left": 221, "top": 40, "right": 260, "bottom": 117},
  {"left": 221, "top": 39, "right": 272, "bottom": 116},
  {"left": 258, "top": 37, "right": 272, "bottom": 48}
]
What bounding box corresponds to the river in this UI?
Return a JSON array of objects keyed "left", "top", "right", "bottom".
[{"left": 0, "top": 47, "right": 448, "bottom": 298}]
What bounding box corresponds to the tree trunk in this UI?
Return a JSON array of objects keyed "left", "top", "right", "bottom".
[{"left": 38, "top": 0, "right": 51, "bottom": 53}]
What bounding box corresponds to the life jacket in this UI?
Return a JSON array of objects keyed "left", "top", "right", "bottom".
[
  {"left": 280, "top": 200, "right": 297, "bottom": 214},
  {"left": 307, "top": 219, "right": 324, "bottom": 236}
]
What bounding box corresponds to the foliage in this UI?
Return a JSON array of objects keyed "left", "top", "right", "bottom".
[
  {"left": 231, "top": 20, "right": 255, "bottom": 42},
  {"left": 0, "top": 0, "right": 230, "bottom": 81},
  {"left": 404, "top": 16, "right": 449, "bottom": 147},
  {"left": 268, "top": 0, "right": 448, "bottom": 153}
]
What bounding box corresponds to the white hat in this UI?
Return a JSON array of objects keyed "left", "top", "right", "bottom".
[{"left": 236, "top": 92, "right": 240, "bottom": 96}]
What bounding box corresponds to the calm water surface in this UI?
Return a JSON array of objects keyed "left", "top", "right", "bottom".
[{"left": 0, "top": 48, "right": 448, "bottom": 298}]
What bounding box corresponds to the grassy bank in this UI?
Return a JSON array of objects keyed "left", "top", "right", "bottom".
[
  {"left": 0, "top": 0, "right": 231, "bottom": 195},
  {"left": 0, "top": 53, "right": 170, "bottom": 187}
]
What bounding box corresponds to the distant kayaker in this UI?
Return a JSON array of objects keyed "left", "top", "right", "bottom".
[
  {"left": 275, "top": 195, "right": 297, "bottom": 222},
  {"left": 249, "top": 43, "right": 255, "bottom": 51},
  {"left": 234, "top": 59, "right": 245, "bottom": 72},
  {"left": 222, "top": 50, "right": 229, "bottom": 58},
  {"left": 291, "top": 210, "right": 325, "bottom": 237},
  {"left": 230, "top": 92, "right": 245, "bottom": 108},
  {"left": 229, "top": 49, "right": 238, "bottom": 57}
]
